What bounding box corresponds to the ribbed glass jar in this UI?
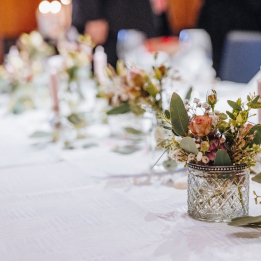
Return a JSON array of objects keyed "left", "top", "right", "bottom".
[{"left": 187, "top": 163, "right": 249, "bottom": 222}]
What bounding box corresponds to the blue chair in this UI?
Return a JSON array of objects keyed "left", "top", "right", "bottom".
[{"left": 219, "top": 31, "right": 261, "bottom": 83}]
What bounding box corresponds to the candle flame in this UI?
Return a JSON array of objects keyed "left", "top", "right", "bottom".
[
  {"left": 50, "top": 1, "right": 62, "bottom": 14},
  {"left": 39, "top": 1, "right": 51, "bottom": 14}
]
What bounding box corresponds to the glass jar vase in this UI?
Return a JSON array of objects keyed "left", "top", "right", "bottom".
[
  {"left": 149, "top": 120, "right": 175, "bottom": 172},
  {"left": 187, "top": 163, "right": 249, "bottom": 222},
  {"left": 108, "top": 112, "right": 153, "bottom": 139}
]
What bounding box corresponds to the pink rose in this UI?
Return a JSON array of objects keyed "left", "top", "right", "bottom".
[{"left": 188, "top": 115, "right": 212, "bottom": 137}]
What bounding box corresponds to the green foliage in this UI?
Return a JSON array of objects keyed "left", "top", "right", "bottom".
[
  {"left": 227, "top": 100, "right": 242, "bottom": 111},
  {"left": 30, "top": 131, "right": 52, "bottom": 138},
  {"left": 250, "top": 102, "right": 261, "bottom": 109},
  {"left": 163, "top": 126, "right": 172, "bottom": 130},
  {"left": 124, "top": 127, "right": 144, "bottom": 135},
  {"left": 170, "top": 92, "right": 189, "bottom": 136},
  {"left": 250, "top": 95, "right": 260, "bottom": 107},
  {"left": 67, "top": 113, "right": 86, "bottom": 128},
  {"left": 83, "top": 143, "right": 98, "bottom": 149},
  {"left": 214, "top": 150, "right": 232, "bottom": 166},
  {"left": 252, "top": 172, "right": 261, "bottom": 183},
  {"left": 144, "top": 80, "right": 158, "bottom": 98},
  {"left": 163, "top": 159, "right": 178, "bottom": 171},
  {"left": 164, "top": 110, "right": 170, "bottom": 119},
  {"left": 112, "top": 145, "right": 139, "bottom": 154},
  {"left": 180, "top": 137, "right": 198, "bottom": 155},
  {"left": 67, "top": 65, "right": 78, "bottom": 81},
  {"left": 226, "top": 111, "right": 236, "bottom": 120},
  {"left": 107, "top": 103, "right": 131, "bottom": 115},
  {"left": 218, "top": 113, "right": 227, "bottom": 121},
  {"left": 228, "top": 215, "right": 261, "bottom": 227},
  {"left": 246, "top": 124, "right": 261, "bottom": 147},
  {"left": 185, "top": 86, "right": 193, "bottom": 101}
]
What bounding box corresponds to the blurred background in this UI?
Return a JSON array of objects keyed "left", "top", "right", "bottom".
[{"left": 0, "top": 0, "right": 260, "bottom": 83}]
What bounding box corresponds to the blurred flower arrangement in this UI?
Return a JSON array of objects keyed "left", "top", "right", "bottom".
[
  {"left": 57, "top": 34, "right": 93, "bottom": 88},
  {"left": 99, "top": 60, "right": 169, "bottom": 116},
  {"left": 158, "top": 90, "right": 261, "bottom": 167},
  {"left": 0, "top": 31, "right": 54, "bottom": 114},
  {"left": 18, "top": 31, "right": 54, "bottom": 64},
  {"left": 56, "top": 34, "right": 94, "bottom": 140}
]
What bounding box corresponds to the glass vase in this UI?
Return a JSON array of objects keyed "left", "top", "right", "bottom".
[
  {"left": 187, "top": 163, "right": 249, "bottom": 222},
  {"left": 108, "top": 113, "right": 153, "bottom": 139},
  {"left": 149, "top": 121, "right": 174, "bottom": 172}
]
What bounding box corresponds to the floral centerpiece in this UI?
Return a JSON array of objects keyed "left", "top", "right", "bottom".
[
  {"left": 57, "top": 34, "right": 93, "bottom": 88},
  {"left": 158, "top": 90, "right": 261, "bottom": 222},
  {"left": 97, "top": 60, "right": 170, "bottom": 137},
  {"left": 56, "top": 34, "right": 94, "bottom": 139},
  {"left": 18, "top": 31, "right": 54, "bottom": 64},
  {"left": 100, "top": 60, "right": 169, "bottom": 116},
  {"left": 0, "top": 31, "right": 54, "bottom": 114}
]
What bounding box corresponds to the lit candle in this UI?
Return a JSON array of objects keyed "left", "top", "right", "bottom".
[
  {"left": 36, "top": 1, "right": 63, "bottom": 39},
  {"left": 93, "top": 46, "right": 108, "bottom": 83},
  {"left": 61, "top": 0, "right": 72, "bottom": 30}
]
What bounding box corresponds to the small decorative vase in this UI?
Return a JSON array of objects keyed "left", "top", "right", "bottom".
[
  {"left": 149, "top": 120, "right": 173, "bottom": 172},
  {"left": 187, "top": 163, "right": 249, "bottom": 222}
]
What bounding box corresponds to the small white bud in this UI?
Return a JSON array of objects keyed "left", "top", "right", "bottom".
[{"left": 197, "top": 152, "right": 203, "bottom": 162}]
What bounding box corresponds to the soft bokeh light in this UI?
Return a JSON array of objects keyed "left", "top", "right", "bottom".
[
  {"left": 39, "top": 1, "right": 51, "bottom": 14},
  {"left": 50, "top": 1, "right": 62, "bottom": 14},
  {"left": 61, "top": 0, "right": 72, "bottom": 5}
]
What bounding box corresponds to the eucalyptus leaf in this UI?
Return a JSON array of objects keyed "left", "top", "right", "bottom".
[
  {"left": 180, "top": 137, "right": 198, "bottom": 155},
  {"left": 170, "top": 92, "right": 189, "bottom": 136},
  {"left": 250, "top": 95, "right": 260, "bottom": 107},
  {"left": 124, "top": 127, "right": 144, "bottom": 135},
  {"left": 226, "top": 111, "right": 236, "bottom": 120},
  {"left": 30, "top": 131, "right": 52, "bottom": 138},
  {"left": 107, "top": 103, "right": 130, "bottom": 115},
  {"left": 83, "top": 143, "right": 98, "bottom": 149},
  {"left": 214, "top": 149, "right": 232, "bottom": 166},
  {"left": 112, "top": 146, "right": 139, "bottom": 155},
  {"left": 252, "top": 172, "right": 261, "bottom": 184},
  {"left": 165, "top": 110, "right": 170, "bottom": 119},
  {"left": 227, "top": 100, "right": 242, "bottom": 111},
  {"left": 163, "top": 159, "right": 178, "bottom": 171},
  {"left": 251, "top": 102, "right": 261, "bottom": 109},
  {"left": 67, "top": 113, "right": 86, "bottom": 128},
  {"left": 163, "top": 126, "right": 172, "bottom": 130},
  {"left": 228, "top": 215, "right": 261, "bottom": 226},
  {"left": 185, "top": 86, "right": 193, "bottom": 101},
  {"left": 247, "top": 124, "right": 261, "bottom": 147}
]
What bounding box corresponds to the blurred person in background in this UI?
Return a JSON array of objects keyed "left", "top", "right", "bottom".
[
  {"left": 166, "top": 0, "right": 202, "bottom": 35},
  {"left": 72, "top": 0, "right": 156, "bottom": 67},
  {"left": 150, "top": 0, "right": 171, "bottom": 37},
  {"left": 198, "top": 0, "right": 261, "bottom": 76}
]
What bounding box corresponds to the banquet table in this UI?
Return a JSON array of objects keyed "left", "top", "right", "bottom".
[{"left": 1, "top": 79, "right": 261, "bottom": 261}]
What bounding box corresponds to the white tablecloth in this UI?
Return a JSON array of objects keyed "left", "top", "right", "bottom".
[{"left": 1, "top": 80, "right": 261, "bottom": 261}]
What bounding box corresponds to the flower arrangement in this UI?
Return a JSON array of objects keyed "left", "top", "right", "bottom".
[
  {"left": 99, "top": 60, "right": 169, "bottom": 116},
  {"left": 158, "top": 90, "right": 261, "bottom": 168},
  {"left": 18, "top": 31, "right": 54, "bottom": 62},
  {"left": 57, "top": 34, "right": 93, "bottom": 84},
  {"left": 0, "top": 31, "right": 55, "bottom": 114},
  {"left": 157, "top": 90, "right": 261, "bottom": 223}
]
